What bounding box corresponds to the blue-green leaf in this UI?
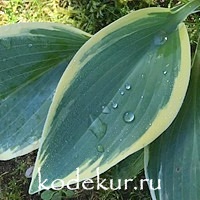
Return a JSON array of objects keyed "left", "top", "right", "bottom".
[
  {"left": 0, "top": 22, "right": 90, "bottom": 160},
  {"left": 144, "top": 35, "right": 200, "bottom": 200}
]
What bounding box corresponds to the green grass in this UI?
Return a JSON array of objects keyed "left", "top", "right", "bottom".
[
  {"left": 0, "top": 152, "right": 39, "bottom": 200},
  {"left": 0, "top": 0, "right": 199, "bottom": 38},
  {"left": 0, "top": 0, "right": 200, "bottom": 199},
  {"left": 0, "top": 0, "right": 73, "bottom": 25}
]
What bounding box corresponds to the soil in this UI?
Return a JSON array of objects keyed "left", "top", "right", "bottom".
[
  {"left": 0, "top": 151, "right": 40, "bottom": 200},
  {"left": 0, "top": 151, "right": 150, "bottom": 200}
]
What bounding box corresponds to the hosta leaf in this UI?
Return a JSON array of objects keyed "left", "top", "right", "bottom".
[
  {"left": 0, "top": 23, "right": 90, "bottom": 160},
  {"left": 111, "top": 149, "right": 144, "bottom": 187},
  {"left": 144, "top": 35, "right": 200, "bottom": 200},
  {"left": 29, "top": 1, "right": 200, "bottom": 194}
]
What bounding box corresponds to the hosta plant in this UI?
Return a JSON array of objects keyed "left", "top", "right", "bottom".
[{"left": 0, "top": 0, "right": 200, "bottom": 199}]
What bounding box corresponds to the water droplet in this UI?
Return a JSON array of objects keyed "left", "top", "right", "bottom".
[
  {"left": 102, "top": 106, "right": 110, "bottom": 114},
  {"left": 25, "top": 166, "right": 34, "bottom": 178},
  {"left": 147, "top": 54, "right": 153, "bottom": 63},
  {"left": 165, "top": 64, "right": 170, "bottom": 68},
  {"left": 112, "top": 102, "right": 118, "bottom": 109},
  {"left": 157, "top": 54, "right": 161, "bottom": 59},
  {"left": 119, "top": 138, "right": 123, "bottom": 142},
  {"left": 125, "top": 83, "right": 131, "bottom": 90},
  {"left": 119, "top": 89, "right": 125, "bottom": 96},
  {"left": 89, "top": 117, "right": 107, "bottom": 140},
  {"left": 163, "top": 71, "right": 167, "bottom": 75},
  {"left": 123, "top": 112, "right": 135, "bottom": 123},
  {"left": 28, "top": 43, "right": 33, "bottom": 47},
  {"left": 176, "top": 167, "right": 180, "bottom": 173},
  {"left": 141, "top": 95, "right": 144, "bottom": 99},
  {"left": 154, "top": 32, "right": 168, "bottom": 46},
  {"left": 141, "top": 74, "right": 145, "bottom": 78},
  {"left": 97, "top": 145, "right": 104, "bottom": 153}
]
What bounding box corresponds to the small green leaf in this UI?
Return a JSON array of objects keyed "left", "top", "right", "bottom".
[
  {"left": 52, "top": 192, "right": 62, "bottom": 200},
  {"left": 41, "top": 190, "right": 55, "bottom": 200},
  {"left": 144, "top": 35, "right": 200, "bottom": 200},
  {"left": 62, "top": 190, "right": 76, "bottom": 198},
  {"left": 0, "top": 22, "right": 90, "bottom": 160}
]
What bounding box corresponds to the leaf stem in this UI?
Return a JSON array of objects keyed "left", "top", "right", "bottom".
[
  {"left": 175, "top": 0, "right": 200, "bottom": 19},
  {"left": 166, "top": 0, "right": 200, "bottom": 33}
]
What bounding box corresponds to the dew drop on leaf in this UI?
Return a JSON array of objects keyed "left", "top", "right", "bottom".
[
  {"left": 123, "top": 111, "right": 135, "bottom": 123},
  {"left": 89, "top": 117, "right": 107, "bottom": 140},
  {"left": 163, "top": 71, "right": 167, "bottom": 75},
  {"left": 154, "top": 32, "right": 168, "bottom": 46},
  {"left": 28, "top": 43, "right": 33, "bottom": 47},
  {"left": 119, "top": 89, "right": 125, "bottom": 96},
  {"left": 125, "top": 83, "right": 131, "bottom": 90},
  {"left": 97, "top": 145, "right": 104, "bottom": 153},
  {"left": 102, "top": 106, "right": 110, "bottom": 114},
  {"left": 157, "top": 54, "right": 162, "bottom": 59},
  {"left": 112, "top": 102, "right": 118, "bottom": 109}
]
